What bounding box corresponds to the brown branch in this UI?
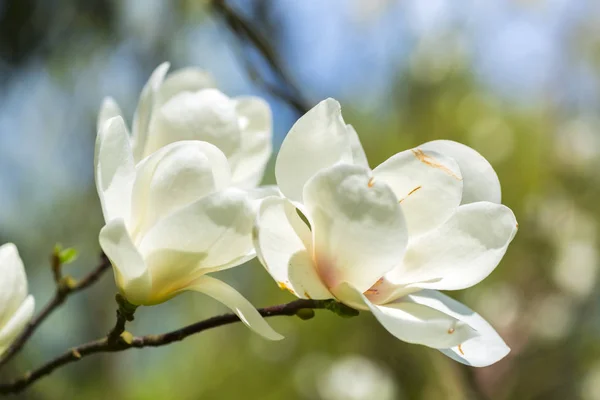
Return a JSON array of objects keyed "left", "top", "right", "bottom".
[
  {"left": 0, "top": 254, "right": 111, "bottom": 370},
  {"left": 0, "top": 299, "right": 353, "bottom": 395},
  {"left": 106, "top": 294, "right": 138, "bottom": 345},
  {"left": 211, "top": 0, "right": 310, "bottom": 114}
]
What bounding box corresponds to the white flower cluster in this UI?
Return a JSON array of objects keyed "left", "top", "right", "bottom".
[{"left": 2, "top": 63, "right": 518, "bottom": 367}]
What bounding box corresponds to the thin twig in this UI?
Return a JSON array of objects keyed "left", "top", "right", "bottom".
[
  {"left": 0, "top": 254, "right": 112, "bottom": 370},
  {"left": 0, "top": 299, "right": 348, "bottom": 395},
  {"left": 211, "top": 0, "right": 310, "bottom": 114}
]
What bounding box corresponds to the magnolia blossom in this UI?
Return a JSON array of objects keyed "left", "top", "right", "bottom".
[
  {"left": 95, "top": 115, "right": 281, "bottom": 340},
  {"left": 0, "top": 243, "right": 35, "bottom": 355},
  {"left": 98, "top": 62, "right": 272, "bottom": 189},
  {"left": 254, "top": 99, "right": 518, "bottom": 366}
]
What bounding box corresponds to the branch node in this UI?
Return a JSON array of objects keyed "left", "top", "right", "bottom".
[
  {"left": 321, "top": 300, "right": 360, "bottom": 318},
  {"left": 71, "top": 349, "right": 82, "bottom": 359},
  {"left": 120, "top": 332, "right": 133, "bottom": 345},
  {"left": 58, "top": 276, "right": 77, "bottom": 294}
]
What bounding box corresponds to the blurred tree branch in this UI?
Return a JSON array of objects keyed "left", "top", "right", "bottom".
[
  {"left": 0, "top": 253, "right": 111, "bottom": 370},
  {"left": 0, "top": 298, "right": 356, "bottom": 395},
  {"left": 211, "top": 0, "right": 310, "bottom": 114}
]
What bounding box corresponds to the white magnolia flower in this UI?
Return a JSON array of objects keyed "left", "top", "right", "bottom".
[
  {"left": 95, "top": 116, "right": 282, "bottom": 340},
  {"left": 0, "top": 243, "right": 35, "bottom": 355},
  {"left": 98, "top": 62, "right": 272, "bottom": 189},
  {"left": 254, "top": 99, "right": 518, "bottom": 366}
]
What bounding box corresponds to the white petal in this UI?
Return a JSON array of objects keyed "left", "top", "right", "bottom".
[
  {"left": 229, "top": 96, "right": 273, "bottom": 189},
  {"left": 303, "top": 164, "right": 408, "bottom": 292},
  {"left": 387, "top": 202, "right": 518, "bottom": 291},
  {"left": 130, "top": 141, "right": 231, "bottom": 235},
  {"left": 254, "top": 196, "right": 332, "bottom": 300},
  {"left": 244, "top": 185, "right": 283, "bottom": 216},
  {"left": 369, "top": 302, "right": 477, "bottom": 348},
  {"left": 97, "top": 97, "right": 123, "bottom": 133},
  {"left": 373, "top": 148, "right": 463, "bottom": 237},
  {"left": 0, "top": 296, "right": 34, "bottom": 356},
  {"left": 408, "top": 290, "right": 510, "bottom": 367},
  {"left": 140, "top": 189, "right": 256, "bottom": 289},
  {"left": 275, "top": 98, "right": 354, "bottom": 203},
  {"left": 339, "top": 284, "right": 477, "bottom": 348},
  {"left": 345, "top": 124, "right": 369, "bottom": 168},
  {"left": 144, "top": 89, "right": 241, "bottom": 159},
  {"left": 183, "top": 275, "right": 283, "bottom": 341},
  {"left": 94, "top": 116, "right": 135, "bottom": 223},
  {"left": 0, "top": 244, "right": 29, "bottom": 328},
  {"left": 362, "top": 277, "right": 419, "bottom": 306},
  {"left": 156, "top": 67, "right": 215, "bottom": 106},
  {"left": 99, "top": 219, "right": 151, "bottom": 306},
  {"left": 420, "top": 140, "right": 501, "bottom": 204},
  {"left": 132, "top": 62, "right": 170, "bottom": 161}
]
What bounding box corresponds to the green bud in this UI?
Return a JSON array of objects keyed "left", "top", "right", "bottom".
[
  {"left": 59, "top": 276, "right": 78, "bottom": 290},
  {"left": 58, "top": 248, "right": 78, "bottom": 265},
  {"left": 120, "top": 331, "right": 133, "bottom": 345},
  {"left": 52, "top": 244, "right": 78, "bottom": 265},
  {"left": 295, "top": 308, "right": 316, "bottom": 320}
]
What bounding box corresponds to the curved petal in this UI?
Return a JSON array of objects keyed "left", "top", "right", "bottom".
[
  {"left": 346, "top": 124, "right": 369, "bottom": 168},
  {"left": 183, "top": 275, "right": 283, "bottom": 341},
  {"left": 339, "top": 284, "right": 477, "bottom": 348},
  {"left": 94, "top": 116, "right": 135, "bottom": 223},
  {"left": 229, "top": 96, "right": 273, "bottom": 189},
  {"left": 99, "top": 219, "right": 151, "bottom": 306},
  {"left": 156, "top": 67, "right": 215, "bottom": 106},
  {"left": 254, "top": 197, "right": 332, "bottom": 300},
  {"left": 130, "top": 141, "right": 231, "bottom": 235},
  {"left": 140, "top": 189, "right": 256, "bottom": 291},
  {"left": 97, "top": 97, "right": 123, "bottom": 133},
  {"left": 132, "top": 62, "right": 170, "bottom": 161},
  {"left": 387, "top": 202, "right": 518, "bottom": 291},
  {"left": 409, "top": 290, "right": 510, "bottom": 367},
  {"left": 0, "top": 244, "right": 29, "bottom": 328},
  {"left": 369, "top": 302, "right": 477, "bottom": 348},
  {"left": 144, "top": 89, "right": 241, "bottom": 159},
  {"left": 363, "top": 277, "right": 420, "bottom": 306},
  {"left": 373, "top": 148, "right": 463, "bottom": 237},
  {"left": 0, "top": 296, "right": 34, "bottom": 355},
  {"left": 420, "top": 140, "right": 501, "bottom": 204},
  {"left": 275, "top": 98, "right": 354, "bottom": 203},
  {"left": 245, "top": 185, "right": 281, "bottom": 213},
  {"left": 303, "top": 164, "right": 408, "bottom": 292}
]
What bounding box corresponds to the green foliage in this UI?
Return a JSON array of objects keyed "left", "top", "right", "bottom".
[{"left": 53, "top": 244, "right": 79, "bottom": 266}]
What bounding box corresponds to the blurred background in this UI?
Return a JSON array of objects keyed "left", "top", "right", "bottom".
[{"left": 1, "top": 0, "right": 599, "bottom": 399}]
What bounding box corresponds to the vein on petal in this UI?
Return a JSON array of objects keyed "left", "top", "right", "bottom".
[
  {"left": 411, "top": 149, "right": 462, "bottom": 181},
  {"left": 399, "top": 185, "right": 423, "bottom": 203}
]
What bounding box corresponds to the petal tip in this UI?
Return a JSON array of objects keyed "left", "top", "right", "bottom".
[
  {"left": 321, "top": 98, "right": 342, "bottom": 115},
  {"left": 0, "top": 242, "right": 18, "bottom": 256},
  {"left": 264, "top": 330, "right": 285, "bottom": 341}
]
